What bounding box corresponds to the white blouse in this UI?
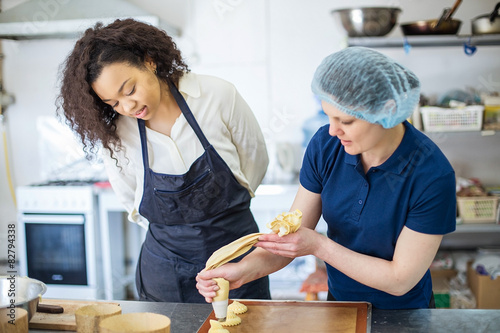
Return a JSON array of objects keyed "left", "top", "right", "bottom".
[{"left": 102, "top": 72, "right": 269, "bottom": 229}]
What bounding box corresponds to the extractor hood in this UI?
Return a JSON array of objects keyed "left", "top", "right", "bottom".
[{"left": 0, "top": 0, "right": 181, "bottom": 40}]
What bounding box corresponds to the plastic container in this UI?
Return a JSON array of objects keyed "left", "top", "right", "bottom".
[
  {"left": 467, "top": 261, "right": 500, "bottom": 309},
  {"left": 484, "top": 104, "right": 500, "bottom": 130},
  {"left": 457, "top": 196, "right": 499, "bottom": 223},
  {"left": 421, "top": 105, "right": 484, "bottom": 132}
]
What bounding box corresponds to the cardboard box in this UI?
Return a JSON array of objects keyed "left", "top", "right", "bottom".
[
  {"left": 431, "top": 269, "right": 457, "bottom": 308},
  {"left": 431, "top": 269, "right": 458, "bottom": 280},
  {"left": 467, "top": 263, "right": 500, "bottom": 309},
  {"left": 432, "top": 277, "right": 451, "bottom": 308}
]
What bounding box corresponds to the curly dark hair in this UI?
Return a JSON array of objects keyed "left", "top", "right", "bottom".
[{"left": 56, "top": 18, "right": 189, "bottom": 159}]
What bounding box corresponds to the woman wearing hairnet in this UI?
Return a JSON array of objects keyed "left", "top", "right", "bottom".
[{"left": 196, "top": 47, "right": 456, "bottom": 309}]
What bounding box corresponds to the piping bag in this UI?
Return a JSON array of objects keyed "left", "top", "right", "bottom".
[
  {"left": 205, "top": 210, "right": 303, "bottom": 320},
  {"left": 212, "top": 278, "right": 229, "bottom": 321},
  {"left": 205, "top": 233, "right": 262, "bottom": 322}
]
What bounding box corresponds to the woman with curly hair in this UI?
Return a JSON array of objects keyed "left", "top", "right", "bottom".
[{"left": 56, "top": 18, "right": 270, "bottom": 303}]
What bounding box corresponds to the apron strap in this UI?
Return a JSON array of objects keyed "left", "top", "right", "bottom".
[
  {"left": 137, "top": 79, "right": 212, "bottom": 170},
  {"left": 138, "top": 119, "right": 150, "bottom": 170},
  {"left": 167, "top": 80, "right": 211, "bottom": 149}
]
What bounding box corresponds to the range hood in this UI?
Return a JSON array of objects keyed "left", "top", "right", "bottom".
[{"left": 0, "top": 0, "right": 180, "bottom": 40}]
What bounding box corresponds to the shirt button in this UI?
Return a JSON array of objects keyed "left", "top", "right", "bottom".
[
  {"left": 364, "top": 183, "right": 368, "bottom": 187},
  {"left": 358, "top": 200, "right": 363, "bottom": 205}
]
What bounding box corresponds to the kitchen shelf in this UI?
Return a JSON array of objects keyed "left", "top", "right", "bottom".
[
  {"left": 424, "top": 130, "right": 498, "bottom": 136},
  {"left": 347, "top": 34, "right": 500, "bottom": 48},
  {"left": 455, "top": 222, "right": 500, "bottom": 233}
]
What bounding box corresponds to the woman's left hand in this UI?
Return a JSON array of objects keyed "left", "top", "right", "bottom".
[{"left": 255, "top": 227, "right": 323, "bottom": 258}]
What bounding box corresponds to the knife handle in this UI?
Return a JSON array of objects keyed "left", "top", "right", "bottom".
[{"left": 37, "top": 303, "right": 64, "bottom": 313}]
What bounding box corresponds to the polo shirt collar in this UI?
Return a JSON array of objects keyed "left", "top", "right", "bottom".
[
  {"left": 344, "top": 151, "right": 358, "bottom": 166},
  {"left": 376, "top": 121, "right": 419, "bottom": 175},
  {"left": 177, "top": 72, "right": 201, "bottom": 98},
  {"left": 343, "top": 121, "right": 419, "bottom": 175}
]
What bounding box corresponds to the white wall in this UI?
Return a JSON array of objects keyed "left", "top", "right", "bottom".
[{"left": 1, "top": 0, "right": 500, "bottom": 253}]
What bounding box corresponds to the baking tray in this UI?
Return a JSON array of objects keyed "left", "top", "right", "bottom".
[{"left": 197, "top": 299, "right": 371, "bottom": 333}]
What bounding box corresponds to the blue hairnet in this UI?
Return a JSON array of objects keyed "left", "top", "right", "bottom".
[{"left": 311, "top": 47, "right": 420, "bottom": 128}]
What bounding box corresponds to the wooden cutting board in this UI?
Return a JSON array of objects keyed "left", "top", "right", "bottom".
[
  {"left": 197, "top": 300, "right": 371, "bottom": 333},
  {"left": 29, "top": 299, "right": 121, "bottom": 331}
]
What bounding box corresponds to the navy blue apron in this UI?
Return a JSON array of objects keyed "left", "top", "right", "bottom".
[{"left": 135, "top": 80, "right": 270, "bottom": 303}]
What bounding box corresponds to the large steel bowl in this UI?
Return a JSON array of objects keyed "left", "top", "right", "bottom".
[
  {"left": 331, "top": 7, "right": 402, "bottom": 37},
  {"left": 0, "top": 276, "right": 47, "bottom": 321}
]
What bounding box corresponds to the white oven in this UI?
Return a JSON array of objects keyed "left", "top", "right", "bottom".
[{"left": 16, "top": 184, "right": 104, "bottom": 300}]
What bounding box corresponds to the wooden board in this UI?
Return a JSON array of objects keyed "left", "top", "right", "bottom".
[
  {"left": 197, "top": 300, "right": 371, "bottom": 333},
  {"left": 29, "top": 299, "right": 121, "bottom": 331}
]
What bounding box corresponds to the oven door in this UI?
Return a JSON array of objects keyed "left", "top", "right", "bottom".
[{"left": 23, "top": 214, "right": 88, "bottom": 285}]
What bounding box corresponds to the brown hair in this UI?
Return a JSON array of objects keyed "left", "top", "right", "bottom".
[{"left": 56, "top": 18, "right": 189, "bottom": 159}]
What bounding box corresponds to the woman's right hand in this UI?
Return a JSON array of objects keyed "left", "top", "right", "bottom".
[{"left": 196, "top": 263, "right": 246, "bottom": 303}]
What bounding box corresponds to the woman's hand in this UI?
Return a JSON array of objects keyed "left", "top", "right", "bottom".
[
  {"left": 255, "top": 227, "right": 323, "bottom": 259},
  {"left": 196, "top": 263, "right": 246, "bottom": 303},
  {"left": 197, "top": 186, "right": 324, "bottom": 303},
  {"left": 196, "top": 245, "right": 294, "bottom": 303}
]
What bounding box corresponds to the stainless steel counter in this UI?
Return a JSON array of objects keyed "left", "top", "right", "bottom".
[
  {"left": 28, "top": 300, "right": 500, "bottom": 333},
  {"left": 371, "top": 308, "right": 500, "bottom": 332}
]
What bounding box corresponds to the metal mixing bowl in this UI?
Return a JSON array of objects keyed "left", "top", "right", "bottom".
[
  {"left": 331, "top": 7, "right": 402, "bottom": 37},
  {"left": 0, "top": 275, "right": 47, "bottom": 321}
]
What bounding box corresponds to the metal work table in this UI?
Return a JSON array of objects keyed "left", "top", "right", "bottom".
[
  {"left": 28, "top": 300, "right": 500, "bottom": 333},
  {"left": 371, "top": 308, "right": 500, "bottom": 332}
]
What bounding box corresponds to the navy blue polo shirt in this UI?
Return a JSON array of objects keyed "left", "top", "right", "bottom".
[{"left": 300, "top": 121, "right": 456, "bottom": 309}]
